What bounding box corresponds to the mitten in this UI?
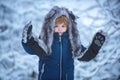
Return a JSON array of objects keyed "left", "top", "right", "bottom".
[
  {"left": 78, "top": 31, "right": 106, "bottom": 61},
  {"left": 21, "top": 22, "right": 49, "bottom": 57}
]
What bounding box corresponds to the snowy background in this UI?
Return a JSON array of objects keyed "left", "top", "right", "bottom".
[{"left": 0, "top": 0, "right": 120, "bottom": 80}]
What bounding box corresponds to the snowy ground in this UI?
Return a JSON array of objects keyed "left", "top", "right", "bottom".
[{"left": 0, "top": 0, "right": 120, "bottom": 80}]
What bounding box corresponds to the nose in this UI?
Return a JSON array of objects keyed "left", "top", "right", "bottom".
[{"left": 58, "top": 27, "right": 62, "bottom": 31}]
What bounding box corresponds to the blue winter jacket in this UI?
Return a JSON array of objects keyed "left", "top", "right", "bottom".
[{"left": 22, "top": 32, "right": 86, "bottom": 80}]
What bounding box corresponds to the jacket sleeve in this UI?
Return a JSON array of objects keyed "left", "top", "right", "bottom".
[{"left": 78, "top": 31, "right": 106, "bottom": 61}]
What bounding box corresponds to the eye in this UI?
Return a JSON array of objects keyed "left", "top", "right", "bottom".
[
  {"left": 62, "top": 26, "right": 65, "bottom": 27},
  {"left": 55, "top": 26, "right": 58, "bottom": 27}
]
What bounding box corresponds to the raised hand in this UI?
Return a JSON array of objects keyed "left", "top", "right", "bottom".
[
  {"left": 78, "top": 31, "right": 106, "bottom": 61},
  {"left": 93, "top": 31, "right": 106, "bottom": 47}
]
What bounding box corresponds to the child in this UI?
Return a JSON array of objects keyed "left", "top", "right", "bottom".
[{"left": 22, "top": 6, "right": 106, "bottom": 80}]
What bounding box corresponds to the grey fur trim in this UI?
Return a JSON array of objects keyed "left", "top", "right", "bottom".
[
  {"left": 22, "top": 21, "right": 32, "bottom": 43},
  {"left": 22, "top": 29, "right": 27, "bottom": 43},
  {"left": 39, "top": 6, "right": 82, "bottom": 57}
]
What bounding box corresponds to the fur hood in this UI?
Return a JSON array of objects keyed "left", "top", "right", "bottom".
[{"left": 39, "top": 6, "right": 82, "bottom": 57}]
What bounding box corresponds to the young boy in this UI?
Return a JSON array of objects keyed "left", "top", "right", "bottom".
[{"left": 22, "top": 6, "right": 106, "bottom": 80}]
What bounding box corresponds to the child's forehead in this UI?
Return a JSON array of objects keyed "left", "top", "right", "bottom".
[
  {"left": 56, "top": 22, "right": 65, "bottom": 25},
  {"left": 55, "top": 15, "right": 68, "bottom": 25}
]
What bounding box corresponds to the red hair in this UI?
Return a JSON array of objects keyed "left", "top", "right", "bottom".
[{"left": 55, "top": 16, "right": 68, "bottom": 27}]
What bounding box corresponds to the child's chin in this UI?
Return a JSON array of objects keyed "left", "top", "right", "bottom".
[{"left": 59, "top": 33, "right": 62, "bottom": 36}]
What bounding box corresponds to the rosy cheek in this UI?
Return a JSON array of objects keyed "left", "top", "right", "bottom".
[{"left": 54, "top": 28, "right": 58, "bottom": 32}]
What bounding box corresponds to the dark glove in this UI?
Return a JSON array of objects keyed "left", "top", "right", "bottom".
[
  {"left": 22, "top": 21, "right": 32, "bottom": 43},
  {"left": 78, "top": 31, "right": 106, "bottom": 61},
  {"left": 21, "top": 21, "right": 49, "bottom": 57}
]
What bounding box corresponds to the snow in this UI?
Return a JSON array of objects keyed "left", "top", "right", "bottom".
[{"left": 0, "top": 0, "right": 120, "bottom": 80}]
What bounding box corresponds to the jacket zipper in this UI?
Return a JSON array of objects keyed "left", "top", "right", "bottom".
[
  {"left": 59, "top": 36, "right": 62, "bottom": 80},
  {"left": 40, "top": 63, "right": 45, "bottom": 80},
  {"left": 66, "top": 73, "right": 67, "bottom": 80}
]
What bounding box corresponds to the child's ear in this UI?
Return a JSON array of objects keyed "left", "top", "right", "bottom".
[
  {"left": 45, "top": 10, "right": 56, "bottom": 20},
  {"left": 68, "top": 11, "right": 79, "bottom": 21},
  {"left": 68, "top": 11, "right": 75, "bottom": 21},
  {"left": 45, "top": 6, "right": 59, "bottom": 20}
]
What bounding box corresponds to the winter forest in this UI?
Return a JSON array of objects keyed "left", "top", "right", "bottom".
[{"left": 0, "top": 0, "right": 120, "bottom": 80}]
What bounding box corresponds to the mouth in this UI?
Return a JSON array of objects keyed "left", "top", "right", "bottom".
[{"left": 58, "top": 32, "right": 62, "bottom": 35}]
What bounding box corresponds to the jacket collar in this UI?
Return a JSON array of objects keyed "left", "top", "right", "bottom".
[{"left": 53, "top": 32, "right": 69, "bottom": 41}]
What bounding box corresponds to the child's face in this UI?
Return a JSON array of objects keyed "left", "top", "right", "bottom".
[{"left": 54, "top": 23, "right": 67, "bottom": 36}]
